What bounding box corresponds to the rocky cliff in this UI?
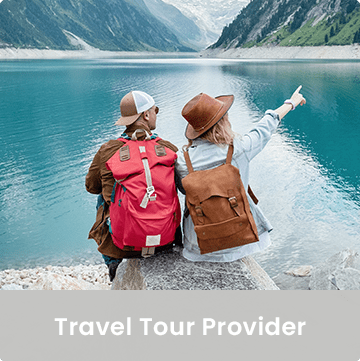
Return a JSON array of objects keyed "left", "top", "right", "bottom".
[{"left": 210, "top": 0, "right": 360, "bottom": 50}]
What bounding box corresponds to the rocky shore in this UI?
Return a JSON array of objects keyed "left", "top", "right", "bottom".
[
  {"left": 2, "top": 45, "right": 360, "bottom": 60},
  {"left": 0, "top": 47, "right": 195, "bottom": 60},
  {"left": 201, "top": 44, "right": 360, "bottom": 59},
  {"left": 0, "top": 264, "right": 111, "bottom": 290},
  {"left": 273, "top": 249, "right": 360, "bottom": 290},
  {"left": 1, "top": 248, "right": 359, "bottom": 290}
]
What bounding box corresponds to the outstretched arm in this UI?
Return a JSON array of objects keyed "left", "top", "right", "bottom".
[
  {"left": 241, "top": 85, "right": 306, "bottom": 161},
  {"left": 275, "top": 85, "right": 306, "bottom": 120}
]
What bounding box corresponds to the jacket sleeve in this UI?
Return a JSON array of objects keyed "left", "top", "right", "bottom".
[
  {"left": 85, "top": 140, "right": 123, "bottom": 201},
  {"left": 85, "top": 149, "right": 102, "bottom": 195},
  {"left": 241, "top": 110, "right": 280, "bottom": 162},
  {"left": 99, "top": 140, "right": 124, "bottom": 205}
]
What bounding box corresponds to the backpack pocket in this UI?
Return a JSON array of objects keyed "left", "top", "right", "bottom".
[{"left": 194, "top": 214, "right": 259, "bottom": 254}]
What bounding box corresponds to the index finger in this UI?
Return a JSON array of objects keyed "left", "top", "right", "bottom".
[{"left": 295, "top": 85, "right": 302, "bottom": 94}]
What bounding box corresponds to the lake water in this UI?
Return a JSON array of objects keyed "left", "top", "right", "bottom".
[{"left": 1, "top": 57, "right": 359, "bottom": 277}]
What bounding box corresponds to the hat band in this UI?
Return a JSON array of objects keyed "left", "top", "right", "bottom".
[{"left": 193, "top": 103, "right": 224, "bottom": 132}]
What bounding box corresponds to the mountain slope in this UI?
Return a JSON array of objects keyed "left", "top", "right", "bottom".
[
  {"left": 162, "top": 0, "right": 249, "bottom": 46},
  {"left": 142, "top": 0, "right": 203, "bottom": 50},
  {"left": 0, "top": 0, "right": 194, "bottom": 51},
  {"left": 210, "top": 0, "right": 360, "bottom": 49}
]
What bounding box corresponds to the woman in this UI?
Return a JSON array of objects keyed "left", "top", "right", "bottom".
[{"left": 175, "top": 86, "right": 306, "bottom": 262}]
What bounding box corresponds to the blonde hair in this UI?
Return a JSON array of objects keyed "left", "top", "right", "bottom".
[{"left": 200, "top": 113, "right": 234, "bottom": 145}]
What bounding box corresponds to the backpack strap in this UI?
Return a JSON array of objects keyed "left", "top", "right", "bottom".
[
  {"left": 132, "top": 129, "right": 151, "bottom": 140},
  {"left": 226, "top": 142, "right": 242, "bottom": 216},
  {"left": 248, "top": 185, "right": 259, "bottom": 205},
  {"left": 226, "top": 143, "right": 234, "bottom": 164},
  {"left": 184, "top": 142, "right": 233, "bottom": 173},
  {"left": 139, "top": 143, "right": 157, "bottom": 209},
  {"left": 183, "top": 146, "right": 194, "bottom": 173},
  {"left": 182, "top": 144, "right": 205, "bottom": 223},
  {"left": 117, "top": 133, "right": 157, "bottom": 208}
]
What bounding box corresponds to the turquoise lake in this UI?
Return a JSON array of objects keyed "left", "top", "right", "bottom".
[{"left": 0, "top": 57, "right": 359, "bottom": 277}]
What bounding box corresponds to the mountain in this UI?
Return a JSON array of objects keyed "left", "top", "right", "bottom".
[
  {"left": 142, "top": 0, "right": 203, "bottom": 50},
  {"left": 0, "top": 0, "right": 195, "bottom": 51},
  {"left": 210, "top": 0, "right": 360, "bottom": 50},
  {"left": 162, "top": 0, "right": 249, "bottom": 46}
]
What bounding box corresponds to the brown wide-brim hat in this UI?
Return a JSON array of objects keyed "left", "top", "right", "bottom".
[{"left": 182, "top": 93, "right": 234, "bottom": 140}]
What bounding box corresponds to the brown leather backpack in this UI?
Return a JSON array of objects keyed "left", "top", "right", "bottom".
[{"left": 181, "top": 143, "right": 259, "bottom": 254}]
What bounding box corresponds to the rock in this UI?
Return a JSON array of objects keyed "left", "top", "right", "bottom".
[
  {"left": 285, "top": 265, "right": 313, "bottom": 277},
  {"left": 272, "top": 273, "right": 310, "bottom": 290},
  {"left": 332, "top": 268, "right": 360, "bottom": 290},
  {"left": 309, "top": 249, "right": 359, "bottom": 290},
  {"left": 272, "top": 265, "right": 313, "bottom": 290},
  {"left": 112, "top": 247, "right": 279, "bottom": 290},
  {"left": 1, "top": 283, "right": 24, "bottom": 290},
  {"left": 271, "top": 249, "right": 360, "bottom": 290},
  {"left": 0, "top": 264, "right": 111, "bottom": 290},
  {"left": 28, "top": 273, "right": 110, "bottom": 290},
  {"left": 350, "top": 256, "right": 360, "bottom": 271}
]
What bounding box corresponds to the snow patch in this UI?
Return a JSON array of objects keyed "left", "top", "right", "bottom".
[{"left": 63, "top": 30, "right": 96, "bottom": 51}]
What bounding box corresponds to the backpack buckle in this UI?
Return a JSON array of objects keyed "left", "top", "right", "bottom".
[
  {"left": 140, "top": 186, "right": 157, "bottom": 208},
  {"left": 147, "top": 186, "right": 155, "bottom": 198},
  {"left": 142, "top": 247, "right": 155, "bottom": 257},
  {"left": 228, "top": 196, "right": 238, "bottom": 208},
  {"left": 147, "top": 186, "right": 157, "bottom": 202},
  {"left": 195, "top": 206, "right": 203, "bottom": 217}
]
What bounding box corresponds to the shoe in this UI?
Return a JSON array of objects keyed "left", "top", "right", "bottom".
[{"left": 108, "top": 259, "right": 122, "bottom": 282}]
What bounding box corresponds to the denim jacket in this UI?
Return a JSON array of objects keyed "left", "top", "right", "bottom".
[{"left": 175, "top": 110, "right": 280, "bottom": 262}]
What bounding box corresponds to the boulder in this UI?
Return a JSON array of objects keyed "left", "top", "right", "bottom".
[
  {"left": 309, "top": 248, "right": 359, "bottom": 290},
  {"left": 111, "top": 247, "right": 279, "bottom": 290},
  {"left": 332, "top": 268, "right": 360, "bottom": 290},
  {"left": 273, "top": 249, "right": 360, "bottom": 290},
  {"left": 272, "top": 273, "right": 311, "bottom": 290}
]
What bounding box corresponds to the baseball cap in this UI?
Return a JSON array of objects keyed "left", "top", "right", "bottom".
[{"left": 115, "top": 91, "right": 155, "bottom": 126}]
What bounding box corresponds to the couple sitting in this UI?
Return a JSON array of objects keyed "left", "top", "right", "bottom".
[{"left": 86, "top": 89, "right": 306, "bottom": 281}]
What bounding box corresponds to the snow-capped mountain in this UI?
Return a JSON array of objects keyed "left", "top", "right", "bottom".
[{"left": 162, "top": 0, "right": 249, "bottom": 45}]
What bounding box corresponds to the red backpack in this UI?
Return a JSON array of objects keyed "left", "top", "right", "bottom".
[{"left": 105, "top": 131, "right": 181, "bottom": 256}]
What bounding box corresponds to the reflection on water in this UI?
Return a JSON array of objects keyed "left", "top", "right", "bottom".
[{"left": 0, "top": 58, "right": 359, "bottom": 277}]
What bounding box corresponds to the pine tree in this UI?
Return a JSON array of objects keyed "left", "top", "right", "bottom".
[
  {"left": 325, "top": 34, "right": 329, "bottom": 43},
  {"left": 354, "top": 30, "right": 360, "bottom": 43},
  {"left": 339, "top": 12, "right": 347, "bottom": 24}
]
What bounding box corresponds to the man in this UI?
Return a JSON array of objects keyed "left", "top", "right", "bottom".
[{"left": 86, "top": 91, "right": 181, "bottom": 281}]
